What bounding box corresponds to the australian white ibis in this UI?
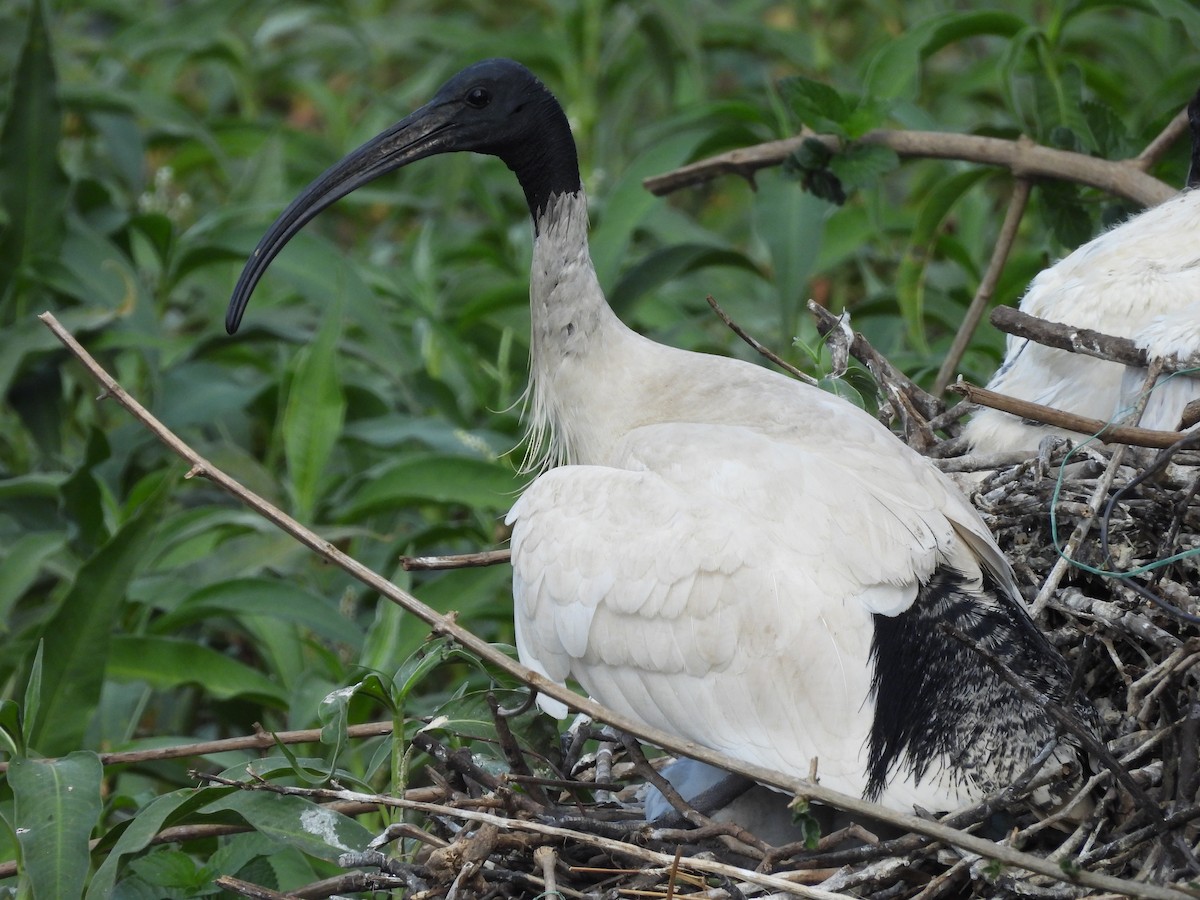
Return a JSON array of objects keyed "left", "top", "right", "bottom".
[
  {"left": 227, "top": 59, "right": 1093, "bottom": 814},
  {"left": 964, "top": 89, "right": 1200, "bottom": 454}
]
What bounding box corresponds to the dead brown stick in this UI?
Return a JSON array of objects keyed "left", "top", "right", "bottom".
[
  {"left": 196, "top": 772, "right": 846, "bottom": 900},
  {"left": 705, "top": 294, "right": 818, "bottom": 385},
  {"left": 934, "top": 179, "right": 1031, "bottom": 395},
  {"left": 39, "top": 311, "right": 1198, "bottom": 900},
  {"left": 949, "top": 381, "right": 1191, "bottom": 450},
  {"left": 402, "top": 549, "right": 510, "bottom": 571},
  {"left": 990, "top": 307, "right": 1200, "bottom": 376},
  {"left": 644, "top": 129, "right": 1176, "bottom": 207},
  {"left": 0, "top": 720, "right": 394, "bottom": 775}
]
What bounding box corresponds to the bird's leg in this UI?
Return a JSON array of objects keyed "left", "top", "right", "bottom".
[{"left": 559, "top": 713, "right": 593, "bottom": 773}]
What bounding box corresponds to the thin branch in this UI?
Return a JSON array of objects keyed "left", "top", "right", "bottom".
[
  {"left": 196, "top": 772, "right": 848, "bottom": 900},
  {"left": 948, "top": 381, "right": 1191, "bottom": 450},
  {"left": 40, "top": 311, "right": 1200, "bottom": 900},
  {"left": 1136, "top": 106, "right": 1192, "bottom": 170},
  {"left": 402, "top": 549, "right": 510, "bottom": 571},
  {"left": 706, "top": 294, "right": 818, "bottom": 385},
  {"left": 0, "top": 720, "right": 395, "bottom": 775},
  {"left": 990, "top": 307, "right": 1200, "bottom": 375},
  {"left": 644, "top": 129, "right": 1176, "bottom": 207},
  {"left": 934, "top": 179, "right": 1031, "bottom": 395}
]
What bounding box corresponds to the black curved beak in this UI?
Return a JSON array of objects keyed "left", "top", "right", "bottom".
[{"left": 225, "top": 99, "right": 460, "bottom": 334}]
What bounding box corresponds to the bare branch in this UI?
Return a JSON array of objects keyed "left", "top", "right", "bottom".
[
  {"left": 934, "top": 179, "right": 1031, "bottom": 394},
  {"left": 706, "top": 294, "right": 818, "bottom": 385},
  {"left": 990, "top": 307, "right": 1200, "bottom": 375},
  {"left": 948, "top": 381, "right": 1192, "bottom": 450},
  {"left": 402, "top": 549, "right": 510, "bottom": 571},
  {"left": 644, "top": 129, "right": 1176, "bottom": 207}
]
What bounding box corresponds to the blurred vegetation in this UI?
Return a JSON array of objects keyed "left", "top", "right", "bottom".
[{"left": 0, "top": 0, "right": 1197, "bottom": 892}]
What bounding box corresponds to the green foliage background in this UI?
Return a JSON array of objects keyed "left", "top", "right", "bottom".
[{"left": 0, "top": 0, "right": 1197, "bottom": 892}]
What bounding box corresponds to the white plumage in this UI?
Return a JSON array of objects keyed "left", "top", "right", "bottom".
[
  {"left": 966, "top": 92, "right": 1200, "bottom": 453},
  {"left": 227, "top": 59, "right": 1092, "bottom": 816}
]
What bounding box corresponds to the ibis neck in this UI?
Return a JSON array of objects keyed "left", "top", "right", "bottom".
[{"left": 523, "top": 190, "right": 636, "bottom": 469}]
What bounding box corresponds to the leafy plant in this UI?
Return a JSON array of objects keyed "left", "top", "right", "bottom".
[{"left": 0, "top": 0, "right": 1197, "bottom": 892}]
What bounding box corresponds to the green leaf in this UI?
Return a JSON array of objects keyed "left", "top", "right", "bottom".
[
  {"left": 752, "top": 170, "right": 828, "bottom": 336},
  {"left": 340, "top": 453, "right": 520, "bottom": 519},
  {"left": 829, "top": 144, "right": 900, "bottom": 192},
  {"left": 10, "top": 752, "right": 104, "bottom": 900},
  {"left": 862, "top": 10, "right": 1025, "bottom": 102},
  {"left": 86, "top": 789, "right": 202, "bottom": 900},
  {"left": 151, "top": 579, "right": 361, "bottom": 648},
  {"left": 0, "top": 700, "right": 23, "bottom": 756},
  {"left": 128, "top": 848, "right": 206, "bottom": 890},
  {"left": 1039, "top": 181, "right": 1094, "bottom": 249},
  {"left": 0, "top": 0, "right": 69, "bottom": 319},
  {"left": 107, "top": 636, "right": 289, "bottom": 706},
  {"left": 895, "top": 168, "right": 992, "bottom": 350},
  {"left": 22, "top": 640, "right": 43, "bottom": 751},
  {"left": 609, "top": 243, "right": 762, "bottom": 315},
  {"left": 201, "top": 790, "right": 371, "bottom": 862},
  {"left": 283, "top": 305, "right": 346, "bottom": 519},
  {"left": 27, "top": 478, "right": 171, "bottom": 756},
  {"left": 778, "top": 76, "right": 850, "bottom": 135},
  {"left": 0, "top": 532, "right": 64, "bottom": 630}
]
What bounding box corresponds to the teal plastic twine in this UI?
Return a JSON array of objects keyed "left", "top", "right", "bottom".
[{"left": 1046, "top": 368, "right": 1200, "bottom": 624}]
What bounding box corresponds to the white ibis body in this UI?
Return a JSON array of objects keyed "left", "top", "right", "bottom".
[
  {"left": 227, "top": 59, "right": 1093, "bottom": 813},
  {"left": 965, "top": 90, "right": 1200, "bottom": 454}
]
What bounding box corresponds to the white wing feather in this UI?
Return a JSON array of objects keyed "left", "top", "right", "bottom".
[{"left": 507, "top": 417, "right": 997, "bottom": 807}]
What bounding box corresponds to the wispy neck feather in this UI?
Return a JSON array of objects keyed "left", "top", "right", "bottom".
[{"left": 520, "top": 190, "right": 617, "bottom": 473}]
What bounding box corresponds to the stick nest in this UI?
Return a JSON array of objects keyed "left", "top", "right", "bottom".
[{"left": 286, "top": 434, "right": 1200, "bottom": 899}]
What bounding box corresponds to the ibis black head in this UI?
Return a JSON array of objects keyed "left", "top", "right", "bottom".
[{"left": 226, "top": 58, "right": 580, "bottom": 333}]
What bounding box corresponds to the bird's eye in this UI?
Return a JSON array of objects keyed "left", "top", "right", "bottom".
[{"left": 465, "top": 86, "right": 491, "bottom": 108}]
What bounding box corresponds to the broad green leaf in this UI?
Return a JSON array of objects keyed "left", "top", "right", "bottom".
[
  {"left": 151, "top": 579, "right": 361, "bottom": 648},
  {"left": 829, "top": 144, "right": 900, "bottom": 192},
  {"left": 202, "top": 790, "right": 371, "bottom": 861},
  {"left": 777, "top": 76, "right": 850, "bottom": 134},
  {"left": 27, "top": 479, "right": 170, "bottom": 756},
  {"left": 107, "top": 636, "right": 288, "bottom": 706},
  {"left": 895, "top": 168, "right": 991, "bottom": 351},
  {"left": 1145, "top": 0, "right": 1200, "bottom": 30},
  {"left": 0, "top": 532, "right": 63, "bottom": 629},
  {"left": 340, "top": 453, "right": 520, "bottom": 519},
  {"left": 609, "top": 243, "right": 762, "bottom": 315},
  {"left": 588, "top": 130, "right": 709, "bottom": 287},
  {"left": 862, "top": 10, "right": 1025, "bottom": 102},
  {"left": 10, "top": 752, "right": 103, "bottom": 900},
  {"left": 0, "top": 0, "right": 69, "bottom": 319},
  {"left": 87, "top": 787, "right": 236, "bottom": 897},
  {"left": 0, "top": 700, "right": 22, "bottom": 756},
  {"left": 283, "top": 306, "right": 346, "bottom": 519},
  {"left": 21, "top": 641, "right": 42, "bottom": 752},
  {"left": 128, "top": 848, "right": 206, "bottom": 891},
  {"left": 752, "top": 170, "right": 828, "bottom": 338}
]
